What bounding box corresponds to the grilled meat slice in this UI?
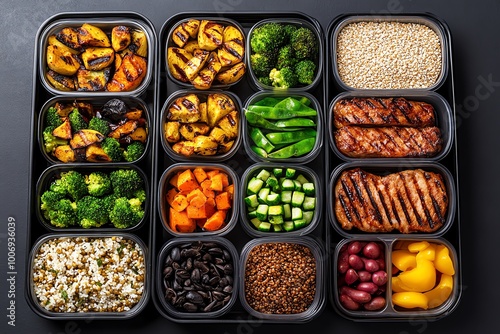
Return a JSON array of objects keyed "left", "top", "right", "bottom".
[
  {"left": 334, "top": 126, "right": 442, "bottom": 158},
  {"left": 334, "top": 168, "right": 448, "bottom": 233},
  {"left": 333, "top": 97, "right": 435, "bottom": 128}
]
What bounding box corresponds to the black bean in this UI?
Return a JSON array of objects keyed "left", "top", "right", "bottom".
[
  {"left": 186, "top": 291, "right": 204, "bottom": 304},
  {"left": 183, "top": 302, "right": 198, "bottom": 312},
  {"left": 171, "top": 247, "right": 181, "bottom": 262},
  {"left": 223, "top": 264, "right": 233, "bottom": 275},
  {"left": 223, "top": 285, "right": 233, "bottom": 294}
]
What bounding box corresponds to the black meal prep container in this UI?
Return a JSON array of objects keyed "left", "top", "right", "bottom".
[
  {"left": 27, "top": 11, "right": 157, "bottom": 319},
  {"left": 152, "top": 12, "right": 326, "bottom": 323},
  {"left": 325, "top": 13, "right": 462, "bottom": 321}
]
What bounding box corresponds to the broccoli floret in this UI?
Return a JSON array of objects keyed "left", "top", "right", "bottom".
[
  {"left": 59, "top": 170, "right": 88, "bottom": 201},
  {"left": 68, "top": 108, "right": 88, "bottom": 132},
  {"left": 258, "top": 76, "right": 273, "bottom": 86},
  {"left": 42, "top": 126, "right": 68, "bottom": 153},
  {"left": 109, "top": 169, "right": 144, "bottom": 198},
  {"left": 123, "top": 141, "right": 145, "bottom": 162},
  {"left": 49, "top": 179, "right": 67, "bottom": 196},
  {"left": 295, "top": 59, "right": 317, "bottom": 85},
  {"left": 283, "top": 24, "right": 298, "bottom": 42},
  {"left": 269, "top": 67, "right": 298, "bottom": 89},
  {"left": 47, "top": 199, "right": 77, "bottom": 228},
  {"left": 133, "top": 189, "right": 147, "bottom": 204},
  {"left": 250, "top": 53, "right": 274, "bottom": 77},
  {"left": 45, "top": 107, "right": 63, "bottom": 127},
  {"left": 40, "top": 190, "right": 65, "bottom": 216},
  {"left": 76, "top": 196, "right": 108, "bottom": 228},
  {"left": 109, "top": 197, "right": 144, "bottom": 229},
  {"left": 88, "top": 117, "right": 110, "bottom": 136},
  {"left": 276, "top": 45, "right": 297, "bottom": 70},
  {"left": 250, "top": 22, "right": 286, "bottom": 55},
  {"left": 85, "top": 171, "right": 112, "bottom": 197},
  {"left": 290, "top": 27, "right": 318, "bottom": 60},
  {"left": 102, "top": 193, "right": 118, "bottom": 214},
  {"left": 101, "top": 137, "right": 123, "bottom": 162}
]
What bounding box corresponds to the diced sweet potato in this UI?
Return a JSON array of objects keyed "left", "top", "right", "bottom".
[
  {"left": 219, "top": 172, "right": 230, "bottom": 187},
  {"left": 169, "top": 172, "right": 180, "bottom": 189},
  {"left": 193, "top": 167, "right": 208, "bottom": 183},
  {"left": 215, "top": 191, "right": 232, "bottom": 210},
  {"left": 206, "top": 169, "right": 220, "bottom": 179},
  {"left": 177, "top": 169, "right": 199, "bottom": 192},
  {"left": 209, "top": 173, "right": 224, "bottom": 192},
  {"left": 203, "top": 210, "right": 227, "bottom": 231},
  {"left": 165, "top": 188, "right": 179, "bottom": 206},
  {"left": 200, "top": 179, "right": 215, "bottom": 198},
  {"left": 169, "top": 208, "right": 196, "bottom": 233},
  {"left": 171, "top": 194, "right": 188, "bottom": 212},
  {"left": 223, "top": 184, "right": 234, "bottom": 199},
  {"left": 187, "top": 188, "right": 207, "bottom": 208}
]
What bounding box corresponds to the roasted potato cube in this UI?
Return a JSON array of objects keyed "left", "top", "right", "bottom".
[
  {"left": 215, "top": 62, "right": 246, "bottom": 85},
  {"left": 172, "top": 25, "right": 190, "bottom": 48},
  {"left": 217, "top": 111, "right": 239, "bottom": 139},
  {"left": 199, "top": 102, "right": 208, "bottom": 124},
  {"left": 70, "top": 129, "right": 105, "bottom": 149},
  {"left": 209, "top": 127, "right": 227, "bottom": 143},
  {"left": 218, "top": 140, "right": 234, "bottom": 154},
  {"left": 172, "top": 141, "right": 195, "bottom": 156},
  {"left": 130, "top": 30, "right": 148, "bottom": 57},
  {"left": 192, "top": 52, "right": 222, "bottom": 90},
  {"left": 53, "top": 145, "right": 76, "bottom": 163},
  {"left": 223, "top": 25, "right": 244, "bottom": 43},
  {"left": 46, "top": 70, "right": 75, "bottom": 91},
  {"left": 193, "top": 135, "right": 218, "bottom": 155},
  {"left": 111, "top": 25, "right": 131, "bottom": 52},
  {"left": 167, "top": 94, "right": 200, "bottom": 123},
  {"left": 218, "top": 40, "right": 244, "bottom": 67},
  {"left": 106, "top": 53, "right": 147, "bottom": 92},
  {"left": 184, "top": 49, "right": 210, "bottom": 81},
  {"left": 164, "top": 121, "right": 181, "bottom": 143},
  {"left": 129, "top": 127, "right": 147, "bottom": 143},
  {"left": 47, "top": 45, "right": 80, "bottom": 76},
  {"left": 183, "top": 19, "right": 201, "bottom": 38},
  {"left": 54, "top": 102, "right": 74, "bottom": 117},
  {"left": 179, "top": 122, "right": 210, "bottom": 141},
  {"left": 48, "top": 35, "right": 80, "bottom": 54},
  {"left": 124, "top": 108, "right": 143, "bottom": 120},
  {"left": 198, "top": 20, "right": 224, "bottom": 51},
  {"left": 81, "top": 47, "right": 115, "bottom": 71},
  {"left": 108, "top": 120, "right": 139, "bottom": 139},
  {"left": 207, "top": 93, "right": 236, "bottom": 127},
  {"left": 76, "top": 68, "right": 110, "bottom": 91},
  {"left": 184, "top": 40, "right": 201, "bottom": 54},
  {"left": 114, "top": 52, "right": 123, "bottom": 71},
  {"left": 52, "top": 118, "right": 72, "bottom": 140},
  {"left": 56, "top": 27, "right": 82, "bottom": 51},
  {"left": 85, "top": 144, "right": 112, "bottom": 162},
  {"left": 78, "top": 23, "right": 111, "bottom": 47},
  {"left": 73, "top": 101, "right": 95, "bottom": 120},
  {"left": 167, "top": 47, "right": 191, "bottom": 82}
]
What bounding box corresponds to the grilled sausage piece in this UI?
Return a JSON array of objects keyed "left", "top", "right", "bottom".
[
  {"left": 333, "top": 97, "right": 435, "bottom": 128},
  {"left": 334, "top": 168, "right": 448, "bottom": 233},
  {"left": 334, "top": 126, "right": 442, "bottom": 158}
]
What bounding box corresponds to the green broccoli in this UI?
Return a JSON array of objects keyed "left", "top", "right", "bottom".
[
  {"left": 46, "top": 199, "right": 77, "bottom": 228},
  {"left": 258, "top": 76, "right": 273, "bottom": 86},
  {"left": 68, "top": 108, "right": 88, "bottom": 132},
  {"left": 250, "top": 53, "right": 274, "bottom": 77},
  {"left": 276, "top": 45, "right": 297, "bottom": 70},
  {"left": 133, "top": 189, "right": 147, "bottom": 204},
  {"left": 45, "top": 107, "right": 63, "bottom": 127},
  {"left": 109, "top": 197, "right": 144, "bottom": 228},
  {"left": 295, "top": 59, "right": 317, "bottom": 85},
  {"left": 102, "top": 193, "right": 118, "bottom": 214},
  {"left": 40, "top": 190, "right": 65, "bottom": 215},
  {"left": 250, "top": 22, "right": 286, "bottom": 55},
  {"left": 49, "top": 179, "right": 67, "bottom": 196},
  {"left": 88, "top": 117, "right": 110, "bottom": 136},
  {"left": 123, "top": 141, "right": 145, "bottom": 162},
  {"left": 101, "top": 137, "right": 123, "bottom": 162},
  {"left": 42, "top": 126, "right": 68, "bottom": 153},
  {"left": 283, "top": 24, "right": 298, "bottom": 42},
  {"left": 109, "top": 169, "right": 144, "bottom": 198},
  {"left": 85, "top": 171, "right": 112, "bottom": 197},
  {"left": 290, "top": 27, "right": 318, "bottom": 60},
  {"left": 59, "top": 170, "right": 88, "bottom": 201},
  {"left": 76, "top": 196, "right": 108, "bottom": 228},
  {"left": 269, "top": 67, "right": 298, "bottom": 89}
]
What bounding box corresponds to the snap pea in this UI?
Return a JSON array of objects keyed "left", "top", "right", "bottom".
[
  {"left": 246, "top": 105, "right": 317, "bottom": 119},
  {"left": 267, "top": 137, "right": 316, "bottom": 159},
  {"left": 252, "top": 97, "right": 282, "bottom": 107},
  {"left": 265, "top": 129, "right": 317, "bottom": 144},
  {"left": 273, "top": 97, "right": 313, "bottom": 111},
  {"left": 273, "top": 118, "right": 316, "bottom": 128},
  {"left": 251, "top": 145, "right": 268, "bottom": 158},
  {"left": 245, "top": 111, "right": 301, "bottom": 131},
  {"left": 249, "top": 127, "right": 275, "bottom": 153}
]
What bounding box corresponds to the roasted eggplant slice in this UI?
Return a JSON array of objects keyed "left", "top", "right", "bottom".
[
  {"left": 70, "top": 129, "right": 105, "bottom": 149},
  {"left": 46, "top": 70, "right": 75, "bottom": 91},
  {"left": 76, "top": 68, "right": 111, "bottom": 91},
  {"left": 215, "top": 62, "right": 246, "bottom": 85},
  {"left": 167, "top": 94, "right": 201, "bottom": 123},
  {"left": 192, "top": 51, "right": 222, "bottom": 90},
  {"left": 184, "top": 49, "right": 210, "bottom": 81},
  {"left": 56, "top": 27, "right": 82, "bottom": 51},
  {"left": 46, "top": 45, "right": 80, "bottom": 76},
  {"left": 101, "top": 98, "right": 128, "bottom": 121},
  {"left": 167, "top": 47, "right": 191, "bottom": 82},
  {"left": 111, "top": 25, "right": 131, "bottom": 52},
  {"left": 81, "top": 47, "right": 115, "bottom": 71},
  {"left": 77, "top": 23, "right": 111, "bottom": 47},
  {"left": 198, "top": 20, "right": 224, "bottom": 51},
  {"left": 53, "top": 145, "right": 77, "bottom": 163},
  {"left": 207, "top": 93, "right": 236, "bottom": 127},
  {"left": 106, "top": 53, "right": 147, "bottom": 92},
  {"left": 130, "top": 30, "right": 148, "bottom": 57}
]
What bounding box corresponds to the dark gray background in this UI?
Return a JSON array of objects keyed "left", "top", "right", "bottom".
[{"left": 1, "top": 0, "right": 499, "bottom": 333}]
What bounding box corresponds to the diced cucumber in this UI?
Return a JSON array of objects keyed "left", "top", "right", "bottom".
[
  {"left": 291, "top": 191, "right": 305, "bottom": 207},
  {"left": 283, "top": 221, "right": 295, "bottom": 232},
  {"left": 293, "top": 180, "right": 302, "bottom": 191},
  {"left": 250, "top": 217, "right": 262, "bottom": 229},
  {"left": 272, "top": 184, "right": 281, "bottom": 192},
  {"left": 293, "top": 219, "right": 307, "bottom": 229},
  {"left": 292, "top": 207, "right": 303, "bottom": 220},
  {"left": 302, "top": 196, "right": 316, "bottom": 211},
  {"left": 302, "top": 182, "right": 315, "bottom": 196},
  {"left": 281, "top": 179, "right": 295, "bottom": 191},
  {"left": 303, "top": 211, "right": 314, "bottom": 224},
  {"left": 269, "top": 215, "right": 284, "bottom": 225},
  {"left": 283, "top": 203, "right": 292, "bottom": 219},
  {"left": 248, "top": 209, "right": 258, "bottom": 219},
  {"left": 247, "top": 177, "right": 264, "bottom": 195},
  {"left": 244, "top": 194, "right": 259, "bottom": 208},
  {"left": 295, "top": 174, "right": 309, "bottom": 185},
  {"left": 285, "top": 168, "right": 296, "bottom": 178},
  {"left": 258, "top": 187, "right": 270, "bottom": 204},
  {"left": 273, "top": 168, "right": 283, "bottom": 178},
  {"left": 281, "top": 190, "right": 292, "bottom": 203},
  {"left": 268, "top": 205, "right": 283, "bottom": 216},
  {"left": 272, "top": 224, "right": 283, "bottom": 232},
  {"left": 266, "top": 175, "right": 279, "bottom": 187},
  {"left": 256, "top": 169, "right": 271, "bottom": 181},
  {"left": 258, "top": 222, "right": 271, "bottom": 232},
  {"left": 256, "top": 204, "right": 269, "bottom": 221},
  {"left": 266, "top": 193, "right": 281, "bottom": 205}
]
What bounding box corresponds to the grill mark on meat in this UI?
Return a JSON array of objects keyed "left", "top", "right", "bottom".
[
  {"left": 341, "top": 179, "right": 361, "bottom": 221},
  {"left": 338, "top": 194, "right": 353, "bottom": 223},
  {"left": 413, "top": 173, "right": 435, "bottom": 228},
  {"left": 400, "top": 173, "right": 423, "bottom": 227},
  {"left": 361, "top": 172, "right": 383, "bottom": 224}
]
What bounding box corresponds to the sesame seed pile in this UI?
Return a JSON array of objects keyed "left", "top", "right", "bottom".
[
  {"left": 244, "top": 242, "right": 316, "bottom": 314},
  {"left": 336, "top": 21, "right": 442, "bottom": 89},
  {"left": 32, "top": 236, "right": 145, "bottom": 313}
]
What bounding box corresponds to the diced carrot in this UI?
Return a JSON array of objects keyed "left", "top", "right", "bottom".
[
  {"left": 169, "top": 208, "right": 196, "bottom": 233},
  {"left": 219, "top": 172, "right": 230, "bottom": 187},
  {"left": 209, "top": 173, "right": 224, "bottom": 192},
  {"left": 203, "top": 210, "right": 227, "bottom": 231},
  {"left": 165, "top": 188, "right": 178, "bottom": 206},
  {"left": 169, "top": 172, "right": 180, "bottom": 189},
  {"left": 206, "top": 169, "right": 220, "bottom": 179},
  {"left": 200, "top": 180, "right": 215, "bottom": 198},
  {"left": 193, "top": 167, "right": 208, "bottom": 183},
  {"left": 171, "top": 194, "right": 188, "bottom": 212},
  {"left": 215, "top": 191, "right": 232, "bottom": 210},
  {"left": 223, "top": 184, "right": 234, "bottom": 199},
  {"left": 177, "top": 169, "right": 199, "bottom": 192}
]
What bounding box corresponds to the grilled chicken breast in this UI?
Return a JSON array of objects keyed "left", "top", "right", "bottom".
[
  {"left": 334, "top": 168, "right": 448, "bottom": 233},
  {"left": 333, "top": 97, "right": 435, "bottom": 128},
  {"left": 334, "top": 126, "right": 442, "bottom": 158}
]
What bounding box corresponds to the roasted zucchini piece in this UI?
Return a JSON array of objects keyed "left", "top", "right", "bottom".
[
  {"left": 207, "top": 93, "right": 236, "bottom": 127},
  {"left": 215, "top": 62, "right": 246, "bottom": 85},
  {"left": 183, "top": 40, "right": 201, "bottom": 54},
  {"left": 106, "top": 53, "right": 147, "bottom": 92},
  {"left": 167, "top": 47, "right": 191, "bottom": 82},
  {"left": 193, "top": 135, "right": 218, "bottom": 155},
  {"left": 108, "top": 120, "right": 139, "bottom": 139},
  {"left": 48, "top": 35, "right": 80, "bottom": 54},
  {"left": 172, "top": 141, "right": 195, "bottom": 156},
  {"left": 52, "top": 118, "right": 72, "bottom": 140},
  {"left": 192, "top": 51, "right": 222, "bottom": 90},
  {"left": 179, "top": 122, "right": 210, "bottom": 141},
  {"left": 70, "top": 129, "right": 105, "bottom": 149},
  {"left": 46, "top": 70, "right": 75, "bottom": 91},
  {"left": 184, "top": 49, "right": 210, "bottom": 81},
  {"left": 217, "top": 111, "right": 239, "bottom": 139},
  {"left": 53, "top": 145, "right": 77, "bottom": 163},
  {"left": 130, "top": 30, "right": 148, "bottom": 57},
  {"left": 78, "top": 23, "right": 111, "bottom": 47},
  {"left": 81, "top": 47, "right": 115, "bottom": 71},
  {"left": 76, "top": 68, "right": 111, "bottom": 91},
  {"left": 172, "top": 19, "right": 200, "bottom": 47},
  {"left": 85, "top": 144, "right": 112, "bottom": 162},
  {"left": 111, "top": 25, "right": 131, "bottom": 52},
  {"left": 46, "top": 45, "right": 80, "bottom": 76},
  {"left": 167, "top": 94, "right": 200, "bottom": 123},
  {"left": 198, "top": 20, "right": 224, "bottom": 51},
  {"left": 56, "top": 27, "right": 82, "bottom": 51},
  {"left": 164, "top": 121, "right": 181, "bottom": 143},
  {"left": 218, "top": 40, "right": 244, "bottom": 67}
]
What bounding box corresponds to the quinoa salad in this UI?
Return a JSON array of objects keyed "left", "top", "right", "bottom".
[{"left": 31, "top": 236, "right": 146, "bottom": 313}]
